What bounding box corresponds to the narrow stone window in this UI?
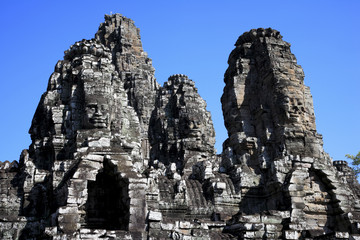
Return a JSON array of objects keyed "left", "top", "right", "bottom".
[{"left": 85, "top": 162, "right": 129, "bottom": 230}]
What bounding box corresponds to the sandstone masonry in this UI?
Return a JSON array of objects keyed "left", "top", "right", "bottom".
[{"left": 1, "top": 14, "right": 360, "bottom": 240}]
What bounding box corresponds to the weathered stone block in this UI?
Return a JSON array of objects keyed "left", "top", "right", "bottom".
[
  {"left": 149, "top": 222, "right": 160, "bottom": 229},
  {"left": 285, "top": 230, "right": 300, "bottom": 239},
  {"left": 161, "top": 222, "right": 175, "bottom": 231},
  {"left": 336, "top": 232, "right": 350, "bottom": 238},
  {"left": 148, "top": 210, "right": 162, "bottom": 221}
]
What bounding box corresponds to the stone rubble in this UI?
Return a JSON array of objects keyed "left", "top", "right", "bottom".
[{"left": 1, "top": 15, "right": 360, "bottom": 240}]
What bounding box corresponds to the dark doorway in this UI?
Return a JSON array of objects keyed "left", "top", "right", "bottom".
[{"left": 85, "top": 162, "right": 129, "bottom": 230}]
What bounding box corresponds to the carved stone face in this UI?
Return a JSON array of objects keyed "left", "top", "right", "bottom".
[
  {"left": 83, "top": 98, "right": 110, "bottom": 129},
  {"left": 188, "top": 120, "right": 201, "bottom": 137}
]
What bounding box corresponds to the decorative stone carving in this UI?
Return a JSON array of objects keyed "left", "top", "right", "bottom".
[
  {"left": 221, "top": 27, "right": 360, "bottom": 238},
  {"left": 1, "top": 16, "right": 360, "bottom": 240},
  {"left": 95, "top": 14, "right": 159, "bottom": 139},
  {"left": 149, "top": 74, "right": 216, "bottom": 177}
]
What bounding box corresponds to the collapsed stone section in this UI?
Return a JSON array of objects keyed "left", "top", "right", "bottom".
[{"left": 149, "top": 74, "right": 216, "bottom": 177}]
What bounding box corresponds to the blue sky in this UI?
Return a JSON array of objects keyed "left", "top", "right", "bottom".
[{"left": 0, "top": 1, "right": 359, "bottom": 163}]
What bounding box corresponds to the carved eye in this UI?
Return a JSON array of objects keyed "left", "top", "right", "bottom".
[
  {"left": 101, "top": 104, "right": 109, "bottom": 112},
  {"left": 86, "top": 104, "right": 97, "bottom": 112}
]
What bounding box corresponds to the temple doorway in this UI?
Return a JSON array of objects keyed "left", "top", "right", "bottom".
[{"left": 85, "top": 162, "right": 129, "bottom": 230}]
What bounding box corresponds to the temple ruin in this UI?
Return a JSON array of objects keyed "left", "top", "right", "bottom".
[{"left": 1, "top": 14, "right": 360, "bottom": 240}]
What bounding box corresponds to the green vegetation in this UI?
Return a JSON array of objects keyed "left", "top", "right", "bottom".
[{"left": 346, "top": 151, "right": 360, "bottom": 176}]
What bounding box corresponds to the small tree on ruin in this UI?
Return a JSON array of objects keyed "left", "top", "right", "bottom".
[{"left": 346, "top": 151, "right": 360, "bottom": 176}]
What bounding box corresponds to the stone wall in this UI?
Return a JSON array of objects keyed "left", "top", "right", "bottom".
[{"left": 1, "top": 15, "right": 360, "bottom": 240}]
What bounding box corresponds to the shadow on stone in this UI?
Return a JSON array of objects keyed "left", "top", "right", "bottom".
[{"left": 85, "top": 160, "right": 130, "bottom": 230}]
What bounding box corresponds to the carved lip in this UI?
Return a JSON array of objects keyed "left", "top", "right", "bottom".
[
  {"left": 90, "top": 118, "right": 106, "bottom": 123},
  {"left": 89, "top": 117, "right": 107, "bottom": 127}
]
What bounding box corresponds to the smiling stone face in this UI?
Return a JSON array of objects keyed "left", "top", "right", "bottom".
[
  {"left": 83, "top": 100, "right": 109, "bottom": 129},
  {"left": 64, "top": 41, "right": 113, "bottom": 130}
]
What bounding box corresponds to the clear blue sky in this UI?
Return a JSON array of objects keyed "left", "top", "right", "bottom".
[{"left": 1, "top": 1, "right": 359, "bottom": 163}]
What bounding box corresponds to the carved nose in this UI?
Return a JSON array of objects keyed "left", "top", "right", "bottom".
[{"left": 94, "top": 108, "right": 102, "bottom": 116}]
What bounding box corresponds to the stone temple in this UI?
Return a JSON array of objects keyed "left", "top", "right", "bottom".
[{"left": 1, "top": 14, "right": 360, "bottom": 239}]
